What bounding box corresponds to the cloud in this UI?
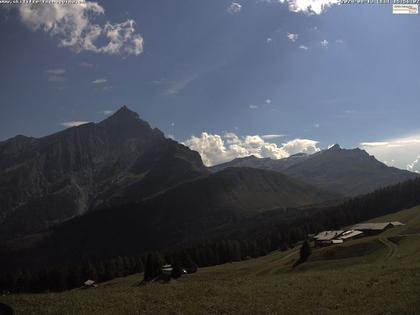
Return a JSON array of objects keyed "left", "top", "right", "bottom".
[
  {"left": 261, "top": 134, "right": 286, "bottom": 140},
  {"left": 45, "top": 68, "right": 66, "bottom": 82},
  {"left": 360, "top": 142, "right": 389, "bottom": 147},
  {"left": 287, "top": 33, "right": 298, "bottom": 42},
  {"left": 280, "top": 0, "right": 339, "bottom": 14},
  {"left": 92, "top": 78, "right": 107, "bottom": 84},
  {"left": 320, "top": 39, "right": 329, "bottom": 48},
  {"left": 261, "top": 0, "right": 339, "bottom": 14},
  {"left": 184, "top": 132, "right": 320, "bottom": 166},
  {"left": 335, "top": 39, "right": 344, "bottom": 44},
  {"left": 80, "top": 62, "right": 94, "bottom": 67},
  {"left": 163, "top": 73, "right": 201, "bottom": 95},
  {"left": 18, "top": 2, "right": 143, "bottom": 56},
  {"left": 102, "top": 110, "right": 114, "bottom": 115},
  {"left": 265, "top": 99, "right": 272, "bottom": 104},
  {"left": 281, "top": 138, "right": 320, "bottom": 155},
  {"left": 227, "top": 2, "right": 242, "bottom": 14},
  {"left": 249, "top": 105, "right": 259, "bottom": 110},
  {"left": 299, "top": 44, "right": 308, "bottom": 50},
  {"left": 46, "top": 68, "right": 65, "bottom": 75},
  {"left": 360, "top": 135, "right": 420, "bottom": 172},
  {"left": 60, "top": 121, "right": 90, "bottom": 128},
  {"left": 266, "top": 37, "right": 273, "bottom": 44}
]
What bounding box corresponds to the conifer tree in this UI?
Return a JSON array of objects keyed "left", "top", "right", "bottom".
[{"left": 299, "top": 240, "right": 311, "bottom": 263}]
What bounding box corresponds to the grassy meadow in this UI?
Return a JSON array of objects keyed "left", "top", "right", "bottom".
[{"left": 3, "top": 205, "right": 420, "bottom": 315}]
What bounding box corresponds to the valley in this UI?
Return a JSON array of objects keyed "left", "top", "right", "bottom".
[{"left": 3, "top": 205, "right": 420, "bottom": 315}]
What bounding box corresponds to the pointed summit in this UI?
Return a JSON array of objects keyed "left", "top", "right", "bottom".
[
  {"left": 107, "top": 106, "right": 140, "bottom": 121},
  {"left": 329, "top": 144, "right": 341, "bottom": 151},
  {"left": 97, "top": 105, "right": 160, "bottom": 139}
]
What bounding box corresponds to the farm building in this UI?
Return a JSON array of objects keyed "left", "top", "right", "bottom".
[
  {"left": 390, "top": 221, "right": 405, "bottom": 226},
  {"left": 351, "top": 221, "right": 404, "bottom": 235},
  {"left": 313, "top": 230, "right": 344, "bottom": 246},
  {"left": 83, "top": 280, "right": 97, "bottom": 288},
  {"left": 160, "top": 264, "right": 173, "bottom": 281},
  {"left": 338, "top": 230, "right": 364, "bottom": 241},
  {"left": 312, "top": 221, "right": 404, "bottom": 247},
  {"left": 161, "top": 264, "right": 173, "bottom": 276}
]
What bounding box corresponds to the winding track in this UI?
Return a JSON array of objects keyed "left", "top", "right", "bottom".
[{"left": 378, "top": 237, "right": 398, "bottom": 260}]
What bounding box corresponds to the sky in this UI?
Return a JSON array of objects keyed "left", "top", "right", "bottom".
[{"left": 0, "top": 0, "right": 420, "bottom": 170}]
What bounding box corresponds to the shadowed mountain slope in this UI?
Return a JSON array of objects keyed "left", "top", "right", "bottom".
[
  {"left": 0, "top": 106, "right": 207, "bottom": 238},
  {"left": 3, "top": 166, "right": 337, "bottom": 265},
  {"left": 211, "top": 145, "right": 417, "bottom": 196}
]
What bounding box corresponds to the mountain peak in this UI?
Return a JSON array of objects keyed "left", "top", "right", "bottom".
[
  {"left": 109, "top": 106, "right": 140, "bottom": 121},
  {"left": 329, "top": 144, "right": 341, "bottom": 151}
]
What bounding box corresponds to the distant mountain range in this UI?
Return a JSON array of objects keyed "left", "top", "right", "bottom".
[
  {"left": 211, "top": 144, "right": 417, "bottom": 196},
  {"left": 1, "top": 106, "right": 419, "bottom": 271},
  {"left": 0, "top": 106, "right": 417, "bottom": 243}
]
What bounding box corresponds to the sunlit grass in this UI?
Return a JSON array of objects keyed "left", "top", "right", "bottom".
[{"left": 3, "top": 206, "right": 420, "bottom": 315}]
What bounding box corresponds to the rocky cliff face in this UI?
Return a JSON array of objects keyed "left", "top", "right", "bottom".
[{"left": 0, "top": 106, "right": 207, "bottom": 238}]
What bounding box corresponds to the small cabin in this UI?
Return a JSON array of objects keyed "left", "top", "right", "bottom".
[
  {"left": 161, "top": 264, "right": 173, "bottom": 276},
  {"left": 83, "top": 280, "right": 97, "bottom": 288}
]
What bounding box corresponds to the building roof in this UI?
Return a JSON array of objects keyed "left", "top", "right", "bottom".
[
  {"left": 339, "top": 230, "right": 364, "bottom": 240},
  {"left": 314, "top": 230, "right": 344, "bottom": 241},
  {"left": 351, "top": 223, "right": 391, "bottom": 231},
  {"left": 390, "top": 221, "right": 404, "bottom": 226},
  {"left": 84, "top": 280, "right": 95, "bottom": 286}
]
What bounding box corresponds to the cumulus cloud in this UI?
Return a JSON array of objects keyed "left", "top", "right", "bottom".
[
  {"left": 299, "top": 44, "right": 308, "bottom": 50},
  {"left": 361, "top": 135, "right": 420, "bottom": 172},
  {"left": 18, "top": 2, "right": 143, "bottom": 56},
  {"left": 249, "top": 105, "right": 259, "bottom": 110},
  {"left": 184, "top": 132, "right": 320, "bottom": 166},
  {"left": 92, "top": 78, "right": 107, "bottom": 84},
  {"left": 279, "top": 0, "right": 339, "bottom": 14},
  {"left": 287, "top": 33, "right": 298, "bottom": 42},
  {"left": 281, "top": 138, "right": 320, "bottom": 155},
  {"left": 60, "top": 121, "right": 90, "bottom": 128},
  {"left": 261, "top": 0, "right": 338, "bottom": 14},
  {"left": 227, "top": 2, "right": 242, "bottom": 14},
  {"left": 320, "top": 39, "right": 329, "bottom": 48}
]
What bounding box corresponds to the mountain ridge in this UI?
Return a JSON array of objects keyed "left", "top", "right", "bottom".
[
  {"left": 210, "top": 145, "right": 418, "bottom": 196},
  {"left": 0, "top": 106, "right": 208, "bottom": 239}
]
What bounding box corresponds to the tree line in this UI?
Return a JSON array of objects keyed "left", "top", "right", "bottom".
[{"left": 1, "top": 177, "right": 420, "bottom": 293}]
